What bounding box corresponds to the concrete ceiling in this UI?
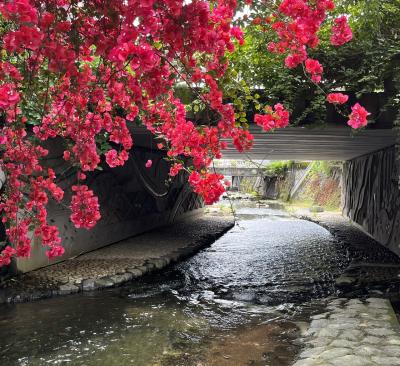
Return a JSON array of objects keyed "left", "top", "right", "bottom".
[
  {"left": 132, "top": 125, "right": 396, "bottom": 162},
  {"left": 222, "top": 126, "right": 396, "bottom": 161}
]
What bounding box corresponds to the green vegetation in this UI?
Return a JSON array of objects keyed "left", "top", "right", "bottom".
[
  {"left": 264, "top": 161, "right": 309, "bottom": 176},
  {"left": 224, "top": 0, "right": 400, "bottom": 127},
  {"left": 291, "top": 161, "right": 342, "bottom": 211},
  {"left": 308, "top": 161, "right": 342, "bottom": 177}
]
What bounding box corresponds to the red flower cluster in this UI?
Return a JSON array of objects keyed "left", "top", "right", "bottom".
[
  {"left": 268, "top": 0, "right": 336, "bottom": 69},
  {"left": 170, "top": 163, "right": 183, "bottom": 177},
  {"left": 331, "top": 16, "right": 353, "bottom": 46},
  {"left": 305, "top": 59, "right": 323, "bottom": 83},
  {"left": 254, "top": 104, "right": 290, "bottom": 132},
  {"left": 70, "top": 185, "right": 101, "bottom": 230},
  {"left": 0, "top": 246, "right": 16, "bottom": 267},
  {"left": 347, "top": 103, "right": 370, "bottom": 129},
  {"left": 327, "top": 93, "right": 349, "bottom": 104},
  {"left": 189, "top": 171, "right": 226, "bottom": 205},
  {"left": 105, "top": 149, "right": 129, "bottom": 168}
]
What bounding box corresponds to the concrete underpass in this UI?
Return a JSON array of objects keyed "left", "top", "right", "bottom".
[{"left": 219, "top": 123, "right": 399, "bottom": 258}]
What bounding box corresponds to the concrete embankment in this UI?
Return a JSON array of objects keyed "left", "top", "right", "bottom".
[{"left": 0, "top": 215, "right": 234, "bottom": 304}]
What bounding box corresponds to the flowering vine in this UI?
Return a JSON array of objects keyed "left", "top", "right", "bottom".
[{"left": 0, "top": 0, "right": 368, "bottom": 265}]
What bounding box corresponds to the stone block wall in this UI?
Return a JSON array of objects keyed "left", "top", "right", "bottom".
[{"left": 342, "top": 145, "right": 400, "bottom": 256}]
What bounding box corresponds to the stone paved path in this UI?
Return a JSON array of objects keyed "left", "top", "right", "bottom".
[
  {"left": 0, "top": 215, "right": 234, "bottom": 304},
  {"left": 293, "top": 298, "right": 400, "bottom": 366}
]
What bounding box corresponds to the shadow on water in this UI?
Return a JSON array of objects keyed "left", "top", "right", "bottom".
[{"left": 0, "top": 202, "right": 350, "bottom": 366}]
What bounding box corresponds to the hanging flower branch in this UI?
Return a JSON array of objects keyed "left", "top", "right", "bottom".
[{"left": 0, "top": 0, "right": 367, "bottom": 265}]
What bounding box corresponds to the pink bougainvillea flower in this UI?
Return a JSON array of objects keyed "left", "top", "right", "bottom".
[
  {"left": 169, "top": 163, "right": 183, "bottom": 177},
  {"left": 331, "top": 16, "right": 352, "bottom": 46},
  {"left": 255, "top": 103, "right": 290, "bottom": 132},
  {"left": 327, "top": 93, "right": 349, "bottom": 104},
  {"left": 46, "top": 245, "right": 65, "bottom": 259},
  {"left": 347, "top": 103, "right": 370, "bottom": 129},
  {"left": 70, "top": 185, "right": 101, "bottom": 229},
  {"left": 305, "top": 59, "right": 323, "bottom": 83}
]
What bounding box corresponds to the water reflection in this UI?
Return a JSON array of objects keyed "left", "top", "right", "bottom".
[{"left": 0, "top": 202, "right": 349, "bottom": 366}]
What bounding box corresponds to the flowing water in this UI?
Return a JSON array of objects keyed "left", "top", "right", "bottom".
[{"left": 0, "top": 202, "right": 350, "bottom": 366}]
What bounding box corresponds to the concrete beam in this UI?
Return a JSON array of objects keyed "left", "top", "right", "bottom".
[
  {"left": 222, "top": 126, "right": 396, "bottom": 161},
  {"left": 131, "top": 125, "right": 396, "bottom": 161},
  {"left": 213, "top": 167, "right": 263, "bottom": 177}
]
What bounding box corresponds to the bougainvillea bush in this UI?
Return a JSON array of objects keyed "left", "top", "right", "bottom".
[{"left": 0, "top": 0, "right": 369, "bottom": 266}]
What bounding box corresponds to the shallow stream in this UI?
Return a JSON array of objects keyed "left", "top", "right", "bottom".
[{"left": 0, "top": 202, "right": 350, "bottom": 366}]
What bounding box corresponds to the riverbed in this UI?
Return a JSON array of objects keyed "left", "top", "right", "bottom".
[{"left": 0, "top": 202, "right": 353, "bottom": 365}]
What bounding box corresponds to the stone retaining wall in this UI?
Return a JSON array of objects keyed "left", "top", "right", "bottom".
[{"left": 342, "top": 145, "right": 400, "bottom": 256}]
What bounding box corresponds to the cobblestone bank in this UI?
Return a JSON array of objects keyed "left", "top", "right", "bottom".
[
  {"left": 293, "top": 298, "right": 400, "bottom": 366},
  {"left": 0, "top": 216, "right": 234, "bottom": 304},
  {"left": 297, "top": 212, "right": 400, "bottom": 299}
]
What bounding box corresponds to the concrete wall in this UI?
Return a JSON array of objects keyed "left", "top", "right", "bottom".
[
  {"left": 342, "top": 145, "right": 400, "bottom": 256},
  {"left": 13, "top": 134, "right": 203, "bottom": 273}
]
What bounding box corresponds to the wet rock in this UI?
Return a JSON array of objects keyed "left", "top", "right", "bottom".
[
  {"left": 306, "top": 337, "right": 333, "bottom": 348},
  {"left": 150, "top": 258, "right": 166, "bottom": 270},
  {"left": 82, "top": 279, "right": 96, "bottom": 291},
  {"left": 329, "top": 339, "right": 358, "bottom": 348},
  {"left": 58, "top": 284, "right": 79, "bottom": 295},
  {"left": 330, "top": 355, "right": 373, "bottom": 366},
  {"left": 126, "top": 268, "right": 143, "bottom": 278},
  {"left": 94, "top": 278, "right": 114, "bottom": 289},
  {"left": 311, "top": 313, "right": 329, "bottom": 320},
  {"left": 109, "top": 274, "right": 130, "bottom": 286},
  {"left": 354, "top": 345, "right": 383, "bottom": 357},
  {"left": 199, "top": 290, "right": 215, "bottom": 301},
  {"left": 366, "top": 328, "right": 395, "bottom": 337},
  {"left": 73, "top": 278, "right": 83, "bottom": 285},
  {"left": 362, "top": 336, "right": 383, "bottom": 345},
  {"left": 347, "top": 299, "right": 363, "bottom": 305},
  {"left": 381, "top": 345, "right": 400, "bottom": 357},
  {"left": 292, "top": 359, "right": 326, "bottom": 366},
  {"left": 145, "top": 262, "right": 155, "bottom": 272},
  {"left": 319, "top": 347, "right": 351, "bottom": 360},
  {"left": 371, "top": 356, "right": 400, "bottom": 365},
  {"left": 340, "top": 329, "right": 363, "bottom": 340},
  {"left": 335, "top": 275, "right": 357, "bottom": 286},
  {"left": 137, "top": 265, "right": 149, "bottom": 274},
  {"left": 232, "top": 291, "right": 257, "bottom": 302},
  {"left": 366, "top": 298, "right": 387, "bottom": 306},
  {"left": 388, "top": 337, "right": 400, "bottom": 345},
  {"left": 317, "top": 328, "right": 339, "bottom": 338},
  {"left": 298, "top": 346, "right": 325, "bottom": 359}
]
